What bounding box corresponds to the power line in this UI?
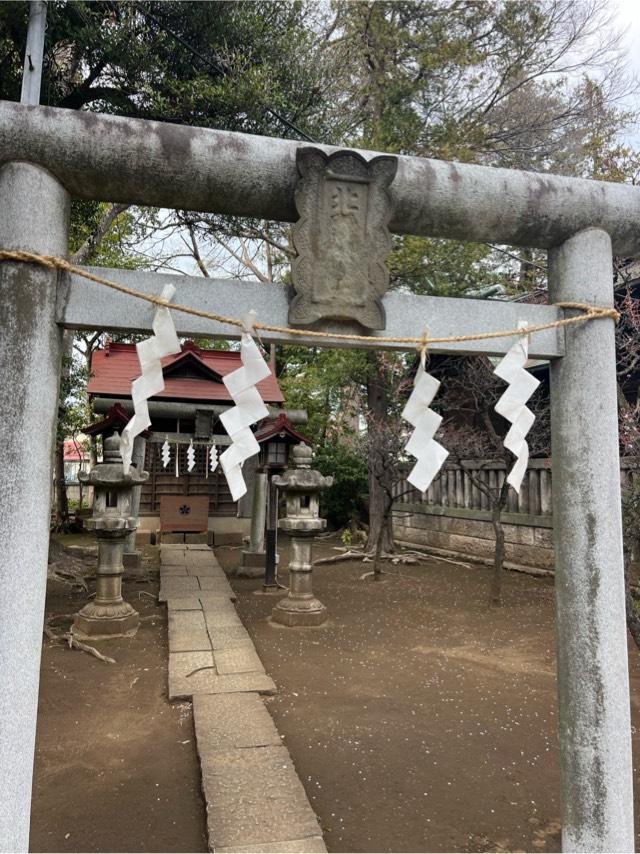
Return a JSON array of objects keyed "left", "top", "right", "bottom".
[{"left": 141, "top": 5, "right": 317, "bottom": 144}]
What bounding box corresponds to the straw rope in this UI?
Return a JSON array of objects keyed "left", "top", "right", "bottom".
[{"left": 0, "top": 250, "right": 619, "bottom": 347}]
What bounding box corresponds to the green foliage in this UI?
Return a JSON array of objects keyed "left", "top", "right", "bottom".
[
  {"left": 314, "top": 441, "right": 369, "bottom": 529},
  {"left": 57, "top": 354, "right": 90, "bottom": 443},
  {"left": 389, "top": 235, "right": 503, "bottom": 297},
  {"left": 277, "top": 346, "right": 367, "bottom": 445}
]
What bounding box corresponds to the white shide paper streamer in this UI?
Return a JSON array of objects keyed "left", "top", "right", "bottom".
[
  {"left": 402, "top": 357, "right": 449, "bottom": 492},
  {"left": 209, "top": 445, "right": 218, "bottom": 473},
  {"left": 187, "top": 439, "right": 195, "bottom": 472},
  {"left": 219, "top": 330, "right": 271, "bottom": 501},
  {"left": 161, "top": 436, "right": 171, "bottom": 469},
  {"left": 493, "top": 323, "right": 540, "bottom": 493},
  {"left": 120, "top": 284, "right": 181, "bottom": 474}
]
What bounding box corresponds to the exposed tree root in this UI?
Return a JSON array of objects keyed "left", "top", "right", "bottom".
[{"left": 43, "top": 614, "right": 116, "bottom": 664}]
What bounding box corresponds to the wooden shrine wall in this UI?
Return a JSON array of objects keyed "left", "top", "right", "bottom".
[{"left": 139, "top": 442, "right": 236, "bottom": 518}]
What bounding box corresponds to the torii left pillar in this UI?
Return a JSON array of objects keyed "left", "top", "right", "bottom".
[{"left": 0, "top": 163, "right": 69, "bottom": 852}]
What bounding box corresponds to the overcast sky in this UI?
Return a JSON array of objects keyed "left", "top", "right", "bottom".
[{"left": 612, "top": 0, "right": 640, "bottom": 145}]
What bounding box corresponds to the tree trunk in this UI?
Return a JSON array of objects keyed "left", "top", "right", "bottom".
[
  {"left": 372, "top": 490, "right": 394, "bottom": 579},
  {"left": 365, "top": 351, "right": 394, "bottom": 554},
  {"left": 490, "top": 479, "right": 510, "bottom": 606},
  {"left": 54, "top": 329, "right": 75, "bottom": 530},
  {"left": 54, "top": 438, "right": 69, "bottom": 529}
]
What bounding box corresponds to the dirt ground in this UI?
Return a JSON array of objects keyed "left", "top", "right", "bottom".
[
  {"left": 29, "top": 544, "right": 207, "bottom": 854},
  {"left": 217, "top": 536, "right": 640, "bottom": 854}
]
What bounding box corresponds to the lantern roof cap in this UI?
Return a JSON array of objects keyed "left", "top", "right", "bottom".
[
  {"left": 79, "top": 432, "right": 148, "bottom": 487},
  {"left": 272, "top": 443, "right": 333, "bottom": 492}
]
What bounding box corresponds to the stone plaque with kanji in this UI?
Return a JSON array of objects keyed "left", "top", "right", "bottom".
[{"left": 290, "top": 147, "right": 397, "bottom": 330}]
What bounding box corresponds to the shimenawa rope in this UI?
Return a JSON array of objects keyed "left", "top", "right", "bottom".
[{"left": 0, "top": 250, "right": 619, "bottom": 347}]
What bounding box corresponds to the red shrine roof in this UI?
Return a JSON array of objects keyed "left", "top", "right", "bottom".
[
  {"left": 83, "top": 403, "right": 152, "bottom": 438},
  {"left": 254, "top": 413, "right": 310, "bottom": 445},
  {"left": 63, "top": 439, "right": 88, "bottom": 462},
  {"left": 88, "top": 340, "right": 284, "bottom": 404}
]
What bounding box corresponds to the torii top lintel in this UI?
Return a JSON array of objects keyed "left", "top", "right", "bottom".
[{"left": 1, "top": 100, "right": 639, "bottom": 255}]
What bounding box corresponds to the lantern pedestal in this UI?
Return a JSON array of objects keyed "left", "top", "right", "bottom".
[
  {"left": 270, "top": 444, "right": 333, "bottom": 628},
  {"left": 74, "top": 525, "right": 140, "bottom": 638},
  {"left": 74, "top": 434, "right": 147, "bottom": 639},
  {"left": 271, "top": 530, "right": 327, "bottom": 626}
]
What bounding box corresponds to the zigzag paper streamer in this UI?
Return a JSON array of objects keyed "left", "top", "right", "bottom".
[
  {"left": 161, "top": 436, "right": 171, "bottom": 469},
  {"left": 120, "top": 284, "right": 181, "bottom": 474},
  {"left": 187, "top": 439, "right": 195, "bottom": 473},
  {"left": 493, "top": 323, "right": 540, "bottom": 493},
  {"left": 219, "top": 330, "right": 271, "bottom": 501},
  {"left": 209, "top": 445, "right": 218, "bottom": 473},
  {"left": 402, "top": 358, "right": 449, "bottom": 492}
]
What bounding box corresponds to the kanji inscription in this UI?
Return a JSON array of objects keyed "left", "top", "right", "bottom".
[{"left": 290, "top": 147, "right": 397, "bottom": 330}]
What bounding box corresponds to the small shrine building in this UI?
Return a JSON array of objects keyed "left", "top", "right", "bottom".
[{"left": 86, "top": 339, "right": 302, "bottom": 543}]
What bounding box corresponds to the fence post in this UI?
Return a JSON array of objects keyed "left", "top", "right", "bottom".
[
  {"left": 0, "top": 163, "right": 69, "bottom": 852},
  {"left": 548, "top": 227, "right": 634, "bottom": 852}
]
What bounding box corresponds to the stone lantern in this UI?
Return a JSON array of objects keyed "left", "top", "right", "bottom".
[
  {"left": 271, "top": 443, "right": 333, "bottom": 627},
  {"left": 73, "top": 433, "right": 148, "bottom": 638}
]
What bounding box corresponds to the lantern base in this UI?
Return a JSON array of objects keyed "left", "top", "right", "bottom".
[
  {"left": 73, "top": 600, "right": 140, "bottom": 639},
  {"left": 271, "top": 597, "right": 327, "bottom": 627}
]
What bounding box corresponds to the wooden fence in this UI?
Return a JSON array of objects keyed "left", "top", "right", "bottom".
[{"left": 393, "top": 457, "right": 637, "bottom": 523}]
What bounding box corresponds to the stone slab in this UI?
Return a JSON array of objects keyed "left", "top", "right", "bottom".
[
  {"left": 185, "top": 565, "right": 227, "bottom": 579},
  {"left": 186, "top": 551, "right": 218, "bottom": 565},
  {"left": 208, "top": 626, "right": 255, "bottom": 648},
  {"left": 214, "top": 646, "right": 265, "bottom": 676},
  {"left": 160, "top": 566, "right": 188, "bottom": 577},
  {"left": 161, "top": 554, "right": 188, "bottom": 567},
  {"left": 216, "top": 838, "right": 327, "bottom": 853},
  {"left": 203, "top": 608, "right": 244, "bottom": 630},
  {"left": 185, "top": 543, "right": 210, "bottom": 551},
  {"left": 170, "top": 667, "right": 276, "bottom": 700},
  {"left": 198, "top": 576, "right": 234, "bottom": 593},
  {"left": 158, "top": 576, "right": 201, "bottom": 601},
  {"left": 193, "top": 693, "right": 281, "bottom": 751},
  {"left": 167, "top": 595, "right": 235, "bottom": 612},
  {"left": 168, "top": 611, "right": 211, "bottom": 653},
  {"left": 162, "top": 533, "right": 186, "bottom": 544},
  {"left": 201, "top": 745, "right": 321, "bottom": 850}
]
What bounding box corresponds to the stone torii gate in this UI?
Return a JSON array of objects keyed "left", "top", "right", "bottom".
[{"left": 0, "top": 98, "right": 637, "bottom": 853}]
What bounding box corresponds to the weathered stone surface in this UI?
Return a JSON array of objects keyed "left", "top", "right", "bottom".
[
  {"left": 168, "top": 611, "right": 211, "bottom": 652},
  {"left": 216, "top": 837, "right": 327, "bottom": 853},
  {"left": 160, "top": 566, "right": 188, "bottom": 576},
  {"left": 162, "top": 533, "right": 186, "bottom": 544},
  {"left": 158, "top": 576, "right": 201, "bottom": 601},
  {"left": 185, "top": 564, "right": 227, "bottom": 579},
  {"left": 201, "top": 745, "right": 321, "bottom": 850},
  {"left": 208, "top": 626, "right": 255, "bottom": 648},
  {"left": 167, "top": 595, "right": 235, "bottom": 612},
  {"left": 161, "top": 554, "right": 188, "bottom": 567},
  {"left": 193, "top": 693, "right": 280, "bottom": 751},
  {"left": 203, "top": 608, "right": 244, "bottom": 630},
  {"left": 215, "top": 646, "right": 265, "bottom": 676},
  {"left": 166, "top": 596, "right": 204, "bottom": 612},
  {"left": 197, "top": 577, "right": 235, "bottom": 595},
  {"left": 170, "top": 667, "right": 276, "bottom": 699},
  {"left": 185, "top": 543, "right": 210, "bottom": 551}
]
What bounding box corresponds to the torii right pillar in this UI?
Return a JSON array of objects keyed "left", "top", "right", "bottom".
[{"left": 549, "top": 227, "right": 634, "bottom": 852}]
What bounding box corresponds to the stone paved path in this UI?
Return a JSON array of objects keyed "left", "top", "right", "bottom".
[{"left": 160, "top": 544, "right": 326, "bottom": 854}]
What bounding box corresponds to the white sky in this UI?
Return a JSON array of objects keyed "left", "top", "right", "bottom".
[{"left": 611, "top": 0, "right": 640, "bottom": 145}]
